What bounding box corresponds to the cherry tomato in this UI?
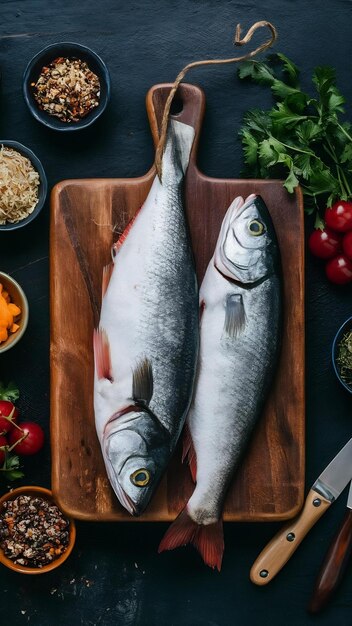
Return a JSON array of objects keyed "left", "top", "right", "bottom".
[
  {"left": 325, "top": 201, "right": 352, "bottom": 232},
  {"left": 0, "top": 400, "right": 19, "bottom": 434},
  {"left": 0, "top": 435, "right": 8, "bottom": 465},
  {"left": 342, "top": 230, "right": 352, "bottom": 260},
  {"left": 308, "top": 228, "right": 341, "bottom": 259},
  {"left": 325, "top": 255, "right": 352, "bottom": 284},
  {"left": 9, "top": 422, "right": 44, "bottom": 456}
]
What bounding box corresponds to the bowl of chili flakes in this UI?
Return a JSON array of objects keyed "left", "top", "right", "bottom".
[
  {"left": 23, "top": 42, "right": 111, "bottom": 131},
  {"left": 0, "top": 486, "right": 76, "bottom": 574}
]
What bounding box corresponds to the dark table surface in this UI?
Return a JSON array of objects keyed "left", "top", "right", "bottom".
[{"left": 1, "top": 1, "right": 352, "bottom": 624}]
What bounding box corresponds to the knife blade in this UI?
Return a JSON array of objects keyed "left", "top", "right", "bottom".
[
  {"left": 308, "top": 481, "right": 352, "bottom": 613},
  {"left": 250, "top": 438, "right": 352, "bottom": 586}
]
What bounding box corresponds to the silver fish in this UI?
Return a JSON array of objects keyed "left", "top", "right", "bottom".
[
  {"left": 94, "top": 119, "right": 198, "bottom": 516},
  {"left": 159, "top": 194, "right": 282, "bottom": 569}
]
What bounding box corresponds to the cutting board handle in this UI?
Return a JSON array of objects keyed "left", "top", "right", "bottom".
[{"left": 146, "top": 83, "right": 205, "bottom": 172}]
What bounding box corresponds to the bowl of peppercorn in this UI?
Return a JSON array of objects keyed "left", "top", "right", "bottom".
[
  {"left": 0, "top": 486, "right": 76, "bottom": 574},
  {"left": 332, "top": 316, "right": 352, "bottom": 394},
  {"left": 23, "top": 42, "right": 111, "bottom": 131}
]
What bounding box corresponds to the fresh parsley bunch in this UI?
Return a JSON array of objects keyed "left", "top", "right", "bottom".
[{"left": 238, "top": 53, "right": 352, "bottom": 226}]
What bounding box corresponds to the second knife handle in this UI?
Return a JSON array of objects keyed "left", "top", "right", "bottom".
[
  {"left": 308, "top": 508, "right": 352, "bottom": 613},
  {"left": 250, "top": 490, "right": 331, "bottom": 585}
]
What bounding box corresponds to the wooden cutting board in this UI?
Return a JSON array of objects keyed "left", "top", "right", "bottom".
[{"left": 50, "top": 83, "right": 305, "bottom": 522}]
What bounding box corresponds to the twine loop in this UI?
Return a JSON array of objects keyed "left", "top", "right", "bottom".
[{"left": 155, "top": 20, "right": 278, "bottom": 179}]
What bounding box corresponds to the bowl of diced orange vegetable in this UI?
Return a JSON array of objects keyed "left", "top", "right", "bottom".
[{"left": 0, "top": 272, "right": 28, "bottom": 353}]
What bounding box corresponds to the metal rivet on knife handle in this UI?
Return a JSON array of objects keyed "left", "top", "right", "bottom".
[
  {"left": 313, "top": 498, "right": 322, "bottom": 507},
  {"left": 286, "top": 532, "right": 295, "bottom": 542},
  {"left": 259, "top": 570, "right": 269, "bottom": 578}
]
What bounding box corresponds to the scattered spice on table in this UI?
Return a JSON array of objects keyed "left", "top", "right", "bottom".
[
  {"left": 0, "top": 145, "right": 40, "bottom": 224},
  {"left": 336, "top": 330, "right": 352, "bottom": 387},
  {"left": 31, "top": 57, "right": 100, "bottom": 122},
  {"left": 0, "top": 283, "right": 21, "bottom": 343},
  {"left": 0, "top": 495, "right": 70, "bottom": 567}
]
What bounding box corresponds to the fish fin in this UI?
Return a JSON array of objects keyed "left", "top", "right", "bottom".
[
  {"left": 132, "top": 358, "right": 153, "bottom": 405},
  {"left": 158, "top": 509, "right": 224, "bottom": 571},
  {"left": 93, "top": 329, "right": 113, "bottom": 382},
  {"left": 223, "top": 294, "right": 246, "bottom": 338},
  {"left": 112, "top": 207, "right": 143, "bottom": 256},
  {"left": 182, "top": 424, "right": 197, "bottom": 483},
  {"left": 102, "top": 263, "right": 114, "bottom": 299}
]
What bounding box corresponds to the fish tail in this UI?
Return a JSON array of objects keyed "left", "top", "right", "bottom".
[
  {"left": 162, "top": 120, "right": 195, "bottom": 179},
  {"left": 158, "top": 509, "right": 224, "bottom": 571}
]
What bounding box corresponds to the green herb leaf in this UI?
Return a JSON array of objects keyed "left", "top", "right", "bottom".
[
  {"left": 270, "top": 79, "right": 299, "bottom": 100},
  {"left": 242, "top": 109, "right": 272, "bottom": 134},
  {"left": 328, "top": 90, "right": 345, "bottom": 113},
  {"left": 307, "top": 167, "right": 340, "bottom": 196},
  {"left": 6, "top": 470, "right": 25, "bottom": 480},
  {"left": 276, "top": 52, "right": 300, "bottom": 85},
  {"left": 0, "top": 454, "right": 24, "bottom": 481},
  {"left": 270, "top": 103, "right": 307, "bottom": 130},
  {"left": 241, "top": 130, "right": 259, "bottom": 166},
  {"left": 285, "top": 91, "right": 308, "bottom": 113},
  {"left": 341, "top": 143, "right": 352, "bottom": 164},
  {"left": 295, "top": 120, "right": 322, "bottom": 143},
  {"left": 284, "top": 169, "right": 299, "bottom": 193},
  {"left": 258, "top": 139, "right": 278, "bottom": 167},
  {"left": 0, "top": 381, "right": 19, "bottom": 402},
  {"left": 238, "top": 60, "right": 275, "bottom": 85},
  {"left": 294, "top": 153, "right": 313, "bottom": 180},
  {"left": 312, "top": 66, "right": 336, "bottom": 96}
]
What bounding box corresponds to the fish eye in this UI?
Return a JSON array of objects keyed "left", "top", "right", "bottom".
[
  {"left": 248, "top": 219, "right": 265, "bottom": 236},
  {"left": 130, "top": 468, "right": 151, "bottom": 487}
]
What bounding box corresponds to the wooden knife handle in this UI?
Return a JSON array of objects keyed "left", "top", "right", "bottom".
[
  {"left": 308, "top": 508, "right": 352, "bottom": 613},
  {"left": 250, "top": 490, "right": 331, "bottom": 585}
]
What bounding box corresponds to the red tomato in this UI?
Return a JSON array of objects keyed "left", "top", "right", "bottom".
[
  {"left": 9, "top": 422, "right": 44, "bottom": 456},
  {"left": 325, "top": 201, "right": 352, "bottom": 232},
  {"left": 0, "top": 435, "right": 8, "bottom": 465},
  {"left": 342, "top": 230, "right": 352, "bottom": 260},
  {"left": 308, "top": 228, "right": 341, "bottom": 259},
  {"left": 0, "top": 400, "right": 19, "bottom": 434},
  {"left": 325, "top": 255, "right": 352, "bottom": 284}
]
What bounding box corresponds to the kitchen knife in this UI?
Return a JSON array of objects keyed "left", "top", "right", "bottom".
[
  {"left": 250, "top": 438, "right": 352, "bottom": 585},
  {"left": 308, "top": 480, "right": 352, "bottom": 613}
]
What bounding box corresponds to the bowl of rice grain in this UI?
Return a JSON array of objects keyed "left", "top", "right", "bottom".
[{"left": 0, "top": 141, "right": 47, "bottom": 231}]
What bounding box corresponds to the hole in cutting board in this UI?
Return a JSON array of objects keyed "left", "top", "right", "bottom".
[{"left": 170, "top": 97, "right": 183, "bottom": 117}]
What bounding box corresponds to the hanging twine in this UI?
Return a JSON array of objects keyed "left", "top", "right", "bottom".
[{"left": 155, "top": 20, "right": 278, "bottom": 179}]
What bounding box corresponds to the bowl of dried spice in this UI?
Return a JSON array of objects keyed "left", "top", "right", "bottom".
[
  {"left": 0, "top": 141, "right": 47, "bottom": 231},
  {"left": 23, "top": 42, "right": 111, "bottom": 131},
  {"left": 332, "top": 316, "right": 352, "bottom": 394},
  {"left": 0, "top": 486, "right": 76, "bottom": 574}
]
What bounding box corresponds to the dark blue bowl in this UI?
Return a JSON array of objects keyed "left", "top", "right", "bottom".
[
  {"left": 0, "top": 141, "right": 47, "bottom": 231},
  {"left": 23, "top": 42, "right": 111, "bottom": 131},
  {"left": 332, "top": 316, "right": 352, "bottom": 394}
]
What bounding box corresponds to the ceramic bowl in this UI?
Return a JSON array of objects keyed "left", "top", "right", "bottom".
[
  {"left": 0, "top": 141, "right": 47, "bottom": 231},
  {"left": 0, "top": 486, "right": 76, "bottom": 574},
  {"left": 0, "top": 272, "right": 29, "bottom": 354},
  {"left": 332, "top": 316, "right": 352, "bottom": 394},
  {"left": 23, "top": 42, "right": 111, "bottom": 131}
]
